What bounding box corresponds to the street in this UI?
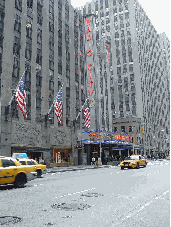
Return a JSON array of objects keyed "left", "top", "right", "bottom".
[{"left": 0, "top": 160, "right": 170, "bottom": 227}]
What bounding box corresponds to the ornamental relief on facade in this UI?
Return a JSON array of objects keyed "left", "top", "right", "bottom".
[
  {"left": 51, "top": 129, "right": 71, "bottom": 146},
  {"left": 12, "top": 122, "right": 42, "bottom": 145}
]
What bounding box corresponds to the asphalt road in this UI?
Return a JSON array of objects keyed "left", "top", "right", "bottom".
[{"left": 0, "top": 160, "right": 170, "bottom": 227}]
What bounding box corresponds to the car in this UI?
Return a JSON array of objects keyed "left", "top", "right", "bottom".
[
  {"left": 120, "top": 155, "right": 147, "bottom": 170},
  {"left": 0, "top": 156, "right": 37, "bottom": 188},
  {"left": 18, "top": 158, "right": 47, "bottom": 178}
]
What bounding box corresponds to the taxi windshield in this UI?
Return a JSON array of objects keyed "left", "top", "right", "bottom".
[{"left": 125, "top": 156, "right": 139, "bottom": 160}]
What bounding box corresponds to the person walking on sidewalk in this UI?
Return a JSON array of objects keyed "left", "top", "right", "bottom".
[{"left": 92, "top": 157, "right": 96, "bottom": 165}]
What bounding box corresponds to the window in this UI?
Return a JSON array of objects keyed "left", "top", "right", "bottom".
[
  {"left": 14, "top": 19, "right": 21, "bottom": 33},
  {"left": 125, "top": 12, "right": 129, "bottom": 19},
  {"left": 116, "top": 48, "right": 120, "bottom": 58},
  {"left": 36, "top": 49, "right": 42, "bottom": 65},
  {"left": 25, "top": 42, "right": 32, "bottom": 60},
  {"left": 26, "top": 26, "right": 32, "bottom": 39},
  {"left": 121, "top": 126, "right": 125, "bottom": 132},
  {"left": 49, "top": 22, "right": 54, "bottom": 32},
  {"left": 115, "top": 32, "right": 119, "bottom": 39},
  {"left": 27, "top": 0, "right": 33, "bottom": 9},
  {"left": 27, "top": 160, "right": 35, "bottom": 165},
  {"left": 49, "top": 60, "right": 54, "bottom": 71},
  {"left": 129, "top": 65, "right": 133, "bottom": 72},
  {"left": 13, "top": 37, "right": 20, "bottom": 55},
  {"left": 117, "top": 67, "right": 121, "bottom": 75},
  {"left": 1, "top": 159, "right": 16, "bottom": 167},
  {"left": 129, "top": 126, "right": 133, "bottom": 132},
  {"left": 15, "top": 0, "right": 22, "bottom": 11},
  {"left": 130, "top": 74, "right": 135, "bottom": 83},
  {"left": 37, "top": 5, "right": 43, "bottom": 25},
  {"left": 58, "top": 59, "right": 62, "bottom": 75},
  {"left": 19, "top": 161, "right": 26, "bottom": 165},
  {"left": 114, "top": 127, "right": 117, "bottom": 132},
  {"left": 119, "top": 14, "right": 123, "bottom": 20}
]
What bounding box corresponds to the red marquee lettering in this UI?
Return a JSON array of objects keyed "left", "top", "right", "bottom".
[
  {"left": 88, "top": 80, "right": 93, "bottom": 87},
  {"left": 107, "top": 57, "right": 109, "bottom": 62},
  {"left": 86, "top": 26, "right": 92, "bottom": 33},
  {"left": 87, "top": 49, "right": 92, "bottom": 56},
  {"left": 106, "top": 44, "right": 109, "bottom": 49},
  {"left": 88, "top": 64, "right": 92, "bottom": 70},
  {"left": 89, "top": 42, "right": 90, "bottom": 48},
  {"left": 107, "top": 51, "right": 109, "bottom": 56},
  {"left": 89, "top": 72, "right": 91, "bottom": 79},
  {"left": 88, "top": 89, "right": 94, "bottom": 96},
  {"left": 86, "top": 34, "right": 92, "bottom": 41},
  {"left": 86, "top": 19, "right": 91, "bottom": 26}
]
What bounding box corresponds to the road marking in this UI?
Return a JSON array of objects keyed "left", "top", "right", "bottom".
[{"left": 55, "top": 188, "right": 96, "bottom": 199}]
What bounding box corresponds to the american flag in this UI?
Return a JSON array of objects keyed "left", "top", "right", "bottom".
[
  {"left": 16, "top": 74, "right": 27, "bottom": 118},
  {"left": 83, "top": 99, "right": 90, "bottom": 128},
  {"left": 54, "top": 87, "right": 63, "bottom": 124}
]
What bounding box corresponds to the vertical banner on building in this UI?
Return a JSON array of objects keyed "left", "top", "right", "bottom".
[{"left": 85, "top": 15, "right": 95, "bottom": 129}]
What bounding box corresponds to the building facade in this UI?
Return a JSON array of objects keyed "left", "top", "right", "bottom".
[
  {"left": 80, "top": 0, "right": 170, "bottom": 158},
  {"left": 0, "top": 0, "right": 87, "bottom": 166},
  {"left": 0, "top": 0, "right": 170, "bottom": 165}
]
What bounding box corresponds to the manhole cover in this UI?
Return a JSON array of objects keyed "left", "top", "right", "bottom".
[
  {"left": 81, "top": 192, "right": 104, "bottom": 197},
  {"left": 0, "top": 216, "right": 22, "bottom": 225},
  {"left": 51, "top": 203, "right": 91, "bottom": 211}
]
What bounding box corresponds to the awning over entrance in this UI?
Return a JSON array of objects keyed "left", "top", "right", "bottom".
[{"left": 82, "top": 130, "right": 144, "bottom": 150}]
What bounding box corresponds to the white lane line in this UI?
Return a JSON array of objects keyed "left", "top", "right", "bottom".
[
  {"left": 163, "top": 190, "right": 169, "bottom": 195},
  {"left": 55, "top": 187, "right": 96, "bottom": 199}
]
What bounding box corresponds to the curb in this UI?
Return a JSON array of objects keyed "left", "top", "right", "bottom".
[{"left": 46, "top": 165, "right": 109, "bottom": 173}]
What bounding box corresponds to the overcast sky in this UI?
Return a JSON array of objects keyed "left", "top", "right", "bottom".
[{"left": 71, "top": 0, "right": 170, "bottom": 40}]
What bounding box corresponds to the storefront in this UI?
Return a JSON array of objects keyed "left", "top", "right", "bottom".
[
  {"left": 11, "top": 145, "right": 50, "bottom": 162},
  {"left": 50, "top": 146, "right": 72, "bottom": 166},
  {"left": 82, "top": 130, "right": 135, "bottom": 164}
]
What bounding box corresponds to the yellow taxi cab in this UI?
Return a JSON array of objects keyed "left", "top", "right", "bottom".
[
  {"left": 120, "top": 155, "right": 147, "bottom": 170},
  {"left": 18, "top": 158, "right": 46, "bottom": 178},
  {"left": 0, "top": 156, "right": 37, "bottom": 188}
]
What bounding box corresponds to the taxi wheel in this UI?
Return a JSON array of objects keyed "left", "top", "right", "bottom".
[
  {"left": 14, "top": 173, "right": 26, "bottom": 188},
  {"left": 144, "top": 162, "right": 147, "bottom": 167},
  {"left": 37, "top": 169, "right": 42, "bottom": 178},
  {"left": 121, "top": 167, "right": 124, "bottom": 170},
  {"left": 136, "top": 163, "right": 139, "bottom": 169}
]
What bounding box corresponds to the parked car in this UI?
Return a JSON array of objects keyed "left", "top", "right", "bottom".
[
  {"left": 18, "top": 158, "right": 46, "bottom": 177},
  {"left": 120, "top": 155, "right": 147, "bottom": 170},
  {"left": 0, "top": 156, "right": 37, "bottom": 188}
]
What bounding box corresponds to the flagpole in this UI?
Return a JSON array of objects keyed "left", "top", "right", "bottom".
[
  {"left": 9, "top": 71, "right": 25, "bottom": 106},
  {"left": 71, "top": 97, "right": 89, "bottom": 166},
  {"left": 48, "top": 83, "right": 64, "bottom": 115},
  {"left": 75, "top": 97, "right": 89, "bottom": 121}
]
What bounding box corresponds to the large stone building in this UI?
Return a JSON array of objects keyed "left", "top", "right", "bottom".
[
  {"left": 80, "top": 0, "right": 170, "bottom": 158},
  {"left": 0, "top": 0, "right": 87, "bottom": 166},
  {"left": 0, "top": 0, "right": 170, "bottom": 165}
]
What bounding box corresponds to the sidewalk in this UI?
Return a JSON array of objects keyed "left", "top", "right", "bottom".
[{"left": 46, "top": 164, "right": 113, "bottom": 173}]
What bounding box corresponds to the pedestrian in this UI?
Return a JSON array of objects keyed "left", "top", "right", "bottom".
[
  {"left": 92, "top": 156, "right": 95, "bottom": 165},
  {"left": 104, "top": 156, "right": 107, "bottom": 165}
]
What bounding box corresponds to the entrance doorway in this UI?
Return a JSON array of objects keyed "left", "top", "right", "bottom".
[{"left": 78, "top": 149, "right": 82, "bottom": 165}]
